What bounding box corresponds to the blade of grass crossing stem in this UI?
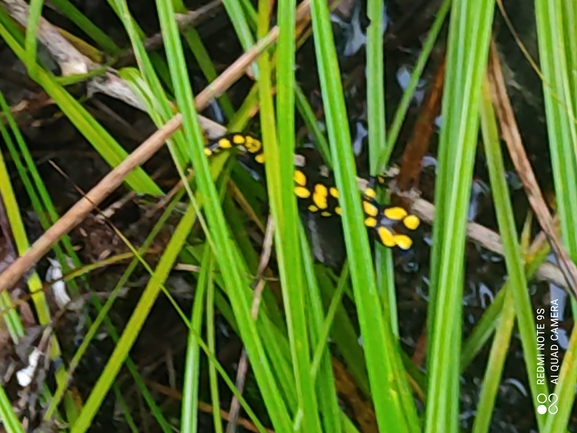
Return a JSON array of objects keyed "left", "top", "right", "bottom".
[
  {"left": 0, "top": 157, "right": 49, "bottom": 329},
  {"left": 0, "top": 93, "right": 164, "bottom": 428},
  {"left": 0, "top": 92, "right": 90, "bottom": 336},
  {"left": 535, "top": 0, "right": 577, "bottom": 258},
  {"left": 181, "top": 249, "right": 210, "bottom": 433},
  {"left": 171, "top": 0, "right": 235, "bottom": 119},
  {"left": 111, "top": 0, "right": 190, "bottom": 168},
  {"left": 478, "top": 80, "right": 542, "bottom": 432},
  {"left": 425, "top": 1, "right": 494, "bottom": 432},
  {"left": 0, "top": 90, "right": 84, "bottom": 298},
  {"left": 119, "top": 67, "right": 191, "bottom": 171},
  {"left": 270, "top": 0, "right": 322, "bottom": 427},
  {"left": 300, "top": 228, "right": 342, "bottom": 433},
  {"left": 182, "top": 29, "right": 236, "bottom": 119},
  {"left": 155, "top": 1, "right": 293, "bottom": 430},
  {"left": 309, "top": 0, "right": 418, "bottom": 431}
]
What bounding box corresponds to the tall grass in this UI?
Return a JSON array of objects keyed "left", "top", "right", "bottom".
[{"left": 0, "top": 0, "right": 575, "bottom": 432}]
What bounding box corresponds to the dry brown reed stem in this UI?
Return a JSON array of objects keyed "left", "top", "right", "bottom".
[{"left": 487, "top": 40, "right": 577, "bottom": 298}]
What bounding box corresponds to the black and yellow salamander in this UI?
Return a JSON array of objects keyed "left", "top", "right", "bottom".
[{"left": 204, "top": 133, "right": 421, "bottom": 250}]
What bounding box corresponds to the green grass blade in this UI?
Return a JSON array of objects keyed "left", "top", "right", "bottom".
[
  {"left": 300, "top": 229, "right": 342, "bottom": 433},
  {"left": 471, "top": 288, "right": 515, "bottom": 433},
  {"left": 535, "top": 0, "right": 577, "bottom": 257},
  {"left": 155, "top": 0, "right": 294, "bottom": 430},
  {"left": 366, "top": 0, "right": 385, "bottom": 174},
  {"left": 205, "top": 256, "right": 224, "bottom": 433},
  {"left": 477, "top": 78, "right": 545, "bottom": 431},
  {"left": 271, "top": 0, "right": 322, "bottom": 428},
  {"left": 0, "top": 386, "right": 24, "bottom": 433},
  {"left": 425, "top": 1, "right": 495, "bottom": 431},
  {"left": 181, "top": 249, "right": 210, "bottom": 433},
  {"left": 24, "top": 0, "right": 43, "bottom": 79},
  {"left": 309, "top": 0, "right": 418, "bottom": 430},
  {"left": 222, "top": 0, "right": 256, "bottom": 53}
]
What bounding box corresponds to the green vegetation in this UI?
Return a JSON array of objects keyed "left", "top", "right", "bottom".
[{"left": 0, "top": 0, "right": 575, "bottom": 432}]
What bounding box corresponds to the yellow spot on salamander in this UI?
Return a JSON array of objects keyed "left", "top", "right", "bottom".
[
  {"left": 335, "top": 206, "right": 342, "bottom": 215},
  {"left": 362, "top": 200, "right": 378, "bottom": 217},
  {"left": 365, "top": 188, "right": 376, "bottom": 199},
  {"left": 377, "top": 226, "right": 396, "bottom": 247},
  {"left": 321, "top": 211, "right": 331, "bottom": 217},
  {"left": 384, "top": 207, "right": 408, "bottom": 221},
  {"left": 255, "top": 153, "right": 265, "bottom": 164},
  {"left": 245, "top": 136, "right": 262, "bottom": 153},
  {"left": 329, "top": 187, "right": 339, "bottom": 198},
  {"left": 294, "top": 170, "right": 307, "bottom": 186},
  {"left": 394, "top": 234, "right": 413, "bottom": 250},
  {"left": 313, "top": 184, "right": 328, "bottom": 209},
  {"left": 365, "top": 217, "right": 377, "bottom": 228},
  {"left": 403, "top": 215, "right": 421, "bottom": 230},
  {"left": 294, "top": 186, "right": 311, "bottom": 198},
  {"left": 204, "top": 148, "right": 213, "bottom": 156},
  {"left": 308, "top": 205, "right": 318, "bottom": 212},
  {"left": 218, "top": 138, "right": 232, "bottom": 149},
  {"left": 232, "top": 134, "right": 246, "bottom": 145}
]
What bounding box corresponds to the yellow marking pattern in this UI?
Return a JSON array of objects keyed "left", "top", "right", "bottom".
[
  {"left": 245, "top": 136, "right": 262, "bottom": 153},
  {"left": 362, "top": 200, "right": 378, "bottom": 217},
  {"left": 208, "top": 134, "right": 417, "bottom": 251},
  {"left": 403, "top": 215, "right": 420, "bottom": 230},
  {"left": 377, "top": 226, "right": 396, "bottom": 247},
  {"left": 294, "top": 170, "right": 307, "bottom": 186},
  {"left": 313, "top": 184, "right": 328, "bottom": 209},
  {"left": 394, "top": 234, "right": 412, "bottom": 250},
  {"left": 365, "top": 217, "right": 377, "bottom": 228},
  {"left": 232, "top": 134, "right": 246, "bottom": 145},
  {"left": 218, "top": 138, "right": 232, "bottom": 149},
  {"left": 294, "top": 186, "right": 311, "bottom": 198},
  {"left": 384, "top": 207, "right": 408, "bottom": 221},
  {"left": 365, "top": 188, "right": 376, "bottom": 199}
]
